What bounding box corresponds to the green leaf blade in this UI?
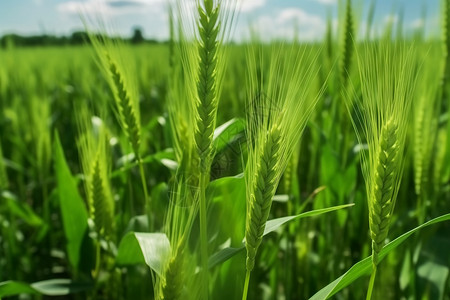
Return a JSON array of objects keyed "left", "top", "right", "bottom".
[
  {"left": 53, "top": 133, "right": 90, "bottom": 272},
  {"left": 116, "top": 232, "right": 171, "bottom": 276},
  {"left": 310, "top": 213, "right": 450, "bottom": 300}
]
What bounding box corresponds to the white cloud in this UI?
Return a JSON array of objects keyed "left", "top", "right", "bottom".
[
  {"left": 249, "top": 8, "right": 326, "bottom": 41},
  {"left": 409, "top": 18, "right": 424, "bottom": 29},
  {"left": 56, "top": 0, "right": 169, "bottom": 39},
  {"left": 314, "top": 0, "right": 337, "bottom": 5},
  {"left": 239, "top": 0, "right": 266, "bottom": 13},
  {"left": 57, "top": 0, "right": 166, "bottom": 17},
  {"left": 383, "top": 14, "right": 398, "bottom": 26}
]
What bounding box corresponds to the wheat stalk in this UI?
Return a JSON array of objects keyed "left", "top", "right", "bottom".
[
  {"left": 85, "top": 29, "right": 151, "bottom": 226},
  {"left": 242, "top": 42, "right": 323, "bottom": 299},
  {"left": 348, "top": 41, "right": 417, "bottom": 300},
  {"left": 194, "top": 2, "right": 221, "bottom": 295},
  {"left": 170, "top": 1, "right": 237, "bottom": 297}
]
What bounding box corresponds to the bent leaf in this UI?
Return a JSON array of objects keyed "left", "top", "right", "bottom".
[
  {"left": 209, "top": 204, "right": 354, "bottom": 268},
  {"left": 116, "top": 232, "right": 171, "bottom": 276},
  {"left": 0, "top": 279, "right": 93, "bottom": 297},
  {"left": 264, "top": 204, "right": 354, "bottom": 236},
  {"left": 309, "top": 213, "right": 450, "bottom": 300}
]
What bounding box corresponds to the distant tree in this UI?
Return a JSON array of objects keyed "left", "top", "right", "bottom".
[
  {"left": 131, "top": 27, "right": 144, "bottom": 44},
  {"left": 70, "top": 31, "right": 89, "bottom": 45}
]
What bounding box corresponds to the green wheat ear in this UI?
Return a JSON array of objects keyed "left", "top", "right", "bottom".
[
  {"left": 160, "top": 238, "right": 187, "bottom": 300},
  {"left": 85, "top": 27, "right": 150, "bottom": 225},
  {"left": 242, "top": 40, "right": 323, "bottom": 299},
  {"left": 245, "top": 124, "right": 282, "bottom": 272},
  {"left": 166, "top": 5, "right": 200, "bottom": 201},
  {"left": 157, "top": 176, "right": 198, "bottom": 300},
  {"left": 77, "top": 108, "right": 115, "bottom": 241},
  {"left": 369, "top": 117, "right": 398, "bottom": 266},
  {"left": 339, "top": 0, "right": 354, "bottom": 85},
  {"left": 106, "top": 54, "right": 141, "bottom": 157},
  {"left": 347, "top": 41, "right": 417, "bottom": 300},
  {"left": 89, "top": 140, "right": 115, "bottom": 240},
  {"left": 84, "top": 27, "right": 142, "bottom": 159},
  {"left": 194, "top": 0, "right": 221, "bottom": 172},
  {"left": 172, "top": 1, "right": 237, "bottom": 297}
]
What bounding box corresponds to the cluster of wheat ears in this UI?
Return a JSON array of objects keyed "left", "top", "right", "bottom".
[{"left": 80, "top": 0, "right": 435, "bottom": 299}]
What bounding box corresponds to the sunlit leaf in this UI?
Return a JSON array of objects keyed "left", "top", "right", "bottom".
[{"left": 116, "top": 232, "right": 171, "bottom": 276}]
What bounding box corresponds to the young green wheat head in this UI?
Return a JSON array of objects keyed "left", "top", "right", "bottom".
[
  {"left": 77, "top": 108, "right": 115, "bottom": 240},
  {"left": 174, "top": 0, "right": 237, "bottom": 175},
  {"left": 350, "top": 41, "right": 417, "bottom": 268},
  {"left": 244, "top": 42, "right": 323, "bottom": 276},
  {"left": 87, "top": 29, "right": 142, "bottom": 158}
]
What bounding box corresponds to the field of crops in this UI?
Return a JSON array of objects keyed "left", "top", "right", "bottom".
[{"left": 0, "top": 0, "right": 449, "bottom": 299}]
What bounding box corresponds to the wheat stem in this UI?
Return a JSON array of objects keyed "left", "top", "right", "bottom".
[
  {"left": 241, "top": 270, "right": 251, "bottom": 300},
  {"left": 366, "top": 265, "right": 377, "bottom": 300},
  {"left": 138, "top": 159, "right": 151, "bottom": 227},
  {"left": 199, "top": 171, "right": 209, "bottom": 297},
  {"left": 194, "top": 1, "right": 221, "bottom": 297}
]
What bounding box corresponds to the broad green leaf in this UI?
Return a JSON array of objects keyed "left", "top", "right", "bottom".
[
  {"left": 309, "top": 213, "right": 450, "bottom": 300},
  {"left": 123, "top": 215, "right": 149, "bottom": 234},
  {"left": 31, "top": 279, "right": 93, "bottom": 295},
  {"left": 207, "top": 174, "right": 246, "bottom": 246},
  {"left": 53, "top": 133, "right": 91, "bottom": 272},
  {"left": 208, "top": 204, "right": 354, "bottom": 269},
  {"left": 209, "top": 247, "right": 244, "bottom": 269},
  {"left": 0, "top": 281, "right": 37, "bottom": 297},
  {"left": 0, "top": 279, "right": 93, "bottom": 297},
  {"left": 417, "top": 261, "right": 449, "bottom": 300},
  {"left": 116, "top": 232, "right": 170, "bottom": 276},
  {"left": 213, "top": 118, "right": 245, "bottom": 154}
]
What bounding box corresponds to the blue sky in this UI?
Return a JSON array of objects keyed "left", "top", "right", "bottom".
[{"left": 0, "top": 0, "right": 441, "bottom": 41}]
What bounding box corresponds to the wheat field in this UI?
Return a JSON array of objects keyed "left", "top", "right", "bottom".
[{"left": 0, "top": 0, "right": 449, "bottom": 299}]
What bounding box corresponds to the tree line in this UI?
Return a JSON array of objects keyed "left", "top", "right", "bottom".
[{"left": 0, "top": 28, "right": 159, "bottom": 48}]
